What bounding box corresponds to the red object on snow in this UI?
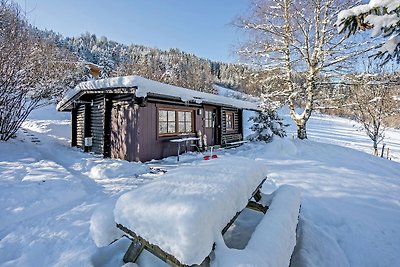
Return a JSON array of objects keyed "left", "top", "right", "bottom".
[{"left": 203, "top": 155, "right": 218, "bottom": 160}]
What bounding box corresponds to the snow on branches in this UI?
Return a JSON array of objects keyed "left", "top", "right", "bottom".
[
  {"left": 248, "top": 94, "right": 288, "bottom": 143},
  {"left": 337, "top": 0, "right": 400, "bottom": 62},
  {"left": 238, "top": 0, "right": 372, "bottom": 140},
  {"left": 0, "top": 0, "right": 83, "bottom": 141},
  {"left": 346, "top": 72, "right": 400, "bottom": 154}
]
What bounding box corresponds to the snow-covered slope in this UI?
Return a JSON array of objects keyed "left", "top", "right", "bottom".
[{"left": 0, "top": 104, "right": 399, "bottom": 266}]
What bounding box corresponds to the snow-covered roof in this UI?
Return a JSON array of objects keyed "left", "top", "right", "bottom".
[{"left": 57, "top": 75, "right": 260, "bottom": 111}]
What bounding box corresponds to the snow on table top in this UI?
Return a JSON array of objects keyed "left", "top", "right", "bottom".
[
  {"left": 169, "top": 137, "right": 200, "bottom": 143},
  {"left": 114, "top": 156, "right": 268, "bottom": 265},
  {"left": 57, "top": 75, "right": 260, "bottom": 111}
]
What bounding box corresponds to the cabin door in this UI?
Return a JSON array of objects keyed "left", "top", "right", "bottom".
[{"left": 204, "top": 107, "right": 217, "bottom": 146}]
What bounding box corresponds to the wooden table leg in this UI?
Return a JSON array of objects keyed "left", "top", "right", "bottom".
[{"left": 177, "top": 142, "right": 181, "bottom": 162}]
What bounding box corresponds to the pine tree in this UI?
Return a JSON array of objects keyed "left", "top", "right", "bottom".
[{"left": 248, "top": 95, "right": 288, "bottom": 143}]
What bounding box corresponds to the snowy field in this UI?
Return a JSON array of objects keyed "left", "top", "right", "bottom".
[{"left": 0, "top": 105, "right": 399, "bottom": 267}]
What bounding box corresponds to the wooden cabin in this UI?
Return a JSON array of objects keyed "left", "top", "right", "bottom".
[{"left": 57, "top": 76, "right": 259, "bottom": 162}]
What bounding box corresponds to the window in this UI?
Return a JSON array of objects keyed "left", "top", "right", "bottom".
[
  {"left": 226, "top": 112, "right": 234, "bottom": 130},
  {"left": 159, "top": 110, "right": 176, "bottom": 134},
  {"left": 178, "top": 111, "right": 192, "bottom": 133},
  {"left": 158, "top": 109, "right": 193, "bottom": 135},
  {"left": 205, "top": 111, "right": 214, "bottom": 128}
]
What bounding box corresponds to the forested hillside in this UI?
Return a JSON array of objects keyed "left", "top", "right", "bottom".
[{"left": 40, "top": 30, "right": 254, "bottom": 94}]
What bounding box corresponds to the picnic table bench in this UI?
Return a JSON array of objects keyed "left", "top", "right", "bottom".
[
  {"left": 221, "top": 134, "right": 248, "bottom": 149},
  {"left": 224, "top": 140, "right": 248, "bottom": 149}
]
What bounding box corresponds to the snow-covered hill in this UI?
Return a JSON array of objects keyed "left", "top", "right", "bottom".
[{"left": 0, "top": 105, "right": 399, "bottom": 266}]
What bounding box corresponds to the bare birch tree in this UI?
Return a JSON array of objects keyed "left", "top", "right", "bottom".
[
  {"left": 347, "top": 72, "right": 399, "bottom": 154},
  {"left": 237, "top": 0, "right": 373, "bottom": 139},
  {"left": 0, "top": 0, "right": 83, "bottom": 141}
]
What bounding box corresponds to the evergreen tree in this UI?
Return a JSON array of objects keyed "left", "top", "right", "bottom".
[{"left": 248, "top": 95, "right": 288, "bottom": 143}]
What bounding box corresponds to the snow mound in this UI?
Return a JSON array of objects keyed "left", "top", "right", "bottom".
[
  {"left": 90, "top": 201, "right": 123, "bottom": 247},
  {"left": 213, "top": 185, "right": 301, "bottom": 267},
  {"left": 114, "top": 156, "right": 269, "bottom": 265},
  {"left": 86, "top": 160, "right": 149, "bottom": 180}
]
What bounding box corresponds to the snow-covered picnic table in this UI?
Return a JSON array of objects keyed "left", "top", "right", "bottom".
[
  {"left": 111, "top": 155, "right": 301, "bottom": 267},
  {"left": 114, "top": 156, "right": 269, "bottom": 265}
]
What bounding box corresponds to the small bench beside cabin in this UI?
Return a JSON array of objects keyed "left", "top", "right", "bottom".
[{"left": 57, "top": 76, "right": 260, "bottom": 162}]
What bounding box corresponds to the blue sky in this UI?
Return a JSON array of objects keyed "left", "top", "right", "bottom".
[{"left": 14, "top": 0, "right": 249, "bottom": 62}]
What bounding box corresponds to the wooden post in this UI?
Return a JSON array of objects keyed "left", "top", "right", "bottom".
[{"left": 123, "top": 238, "right": 145, "bottom": 263}]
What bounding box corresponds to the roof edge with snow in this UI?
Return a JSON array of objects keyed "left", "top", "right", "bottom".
[{"left": 57, "top": 76, "right": 260, "bottom": 111}]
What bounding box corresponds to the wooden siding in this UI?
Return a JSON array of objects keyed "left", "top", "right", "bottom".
[
  {"left": 76, "top": 104, "right": 86, "bottom": 148},
  {"left": 70, "top": 91, "right": 247, "bottom": 162},
  {"left": 90, "top": 95, "right": 105, "bottom": 154},
  {"left": 221, "top": 109, "right": 226, "bottom": 134},
  {"left": 234, "top": 112, "right": 240, "bottom": 130},
  {"left": 71, "top": 108, "right": 77, "bottom": 147},
  {"left": 136, "top": 102, "right": 200, "bottom": 162},
  {"left": 220, "top": 108, "right": 242, "bottom": 145},
  {"left": 110, "top": 100, "right": 139, "bottom": 162},
  {"left": 221, "top": 108, "right": 240, "bottom": 134},
  {"left": 103, "top": 96, "right": 112, "bottom": 157},
  {"left": 137, "top": 103, "right": 158, "bottom": 161},
  {"left": 110, "top": 100, "right": 129, "bottom": 160}
]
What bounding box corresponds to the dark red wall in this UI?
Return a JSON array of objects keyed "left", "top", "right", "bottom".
[
  {"left": 136, "top": 102, "right": 202, "bottom": 162},
  {"left": 110, "top": 101, "right": 139, "bottom": 162},
  {"left": 108, "top": 97, "right": 244, "bottom": 162}
]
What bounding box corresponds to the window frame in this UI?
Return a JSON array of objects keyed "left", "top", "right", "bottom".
[
  {"left": 177, "top": 110, "right": 193, "bottom": 133},
  {"left": 225, "top": 111, "right": 234, "bottom": 131},
  {"left": 158, "top": 110, "right": 176, "bottom": 135},
  {"left": 205, "top": 110, "right": 214, "bottom": 128},
  {"left": 158, "top": 108, "right": 195, "bottom": 136}
]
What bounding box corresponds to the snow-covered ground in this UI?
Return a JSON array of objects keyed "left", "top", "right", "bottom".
[{"left": 0, "top": 105, "right": 399, "bottom": 267}]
